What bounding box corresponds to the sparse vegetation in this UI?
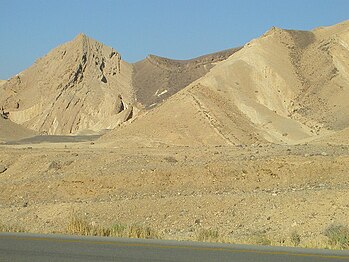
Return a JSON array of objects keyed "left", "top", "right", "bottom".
[
  {"left": 3, "top": 214, "right": 349, "bottom": 250},
  {"left": 324, "top": 224, "right": 349, "bottom": 249},
  {"left": 252, "top": 233, "right": 272, "bottom": 246},
  {"left": 290, "top": 231, "right": 301, "bottom": 246},
  {"left": 0, "top": 223, "right": 25, "bottom": 233},
  {"left": 66, "top": 213, "right": 161, "bottom": 239},
  {"left": 195, "top": 228, "right": 221, "bottom": 242}
]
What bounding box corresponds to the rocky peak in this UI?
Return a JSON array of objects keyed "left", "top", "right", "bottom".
[
  {"left": 0, "top": 35, "right": 134, "bottom": 135},
  {"left": 263, "top": 26, "right": 286, "bottom": 37}
]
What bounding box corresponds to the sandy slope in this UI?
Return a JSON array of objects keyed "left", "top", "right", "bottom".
[
  {"left": 102, "top": 20, "right": 349, "bottom": 146},
  {"left": 0, "top": 117, "right": 36, "bottom": 142},
  {"left": 1, "top": 82, "right": 37, "bottom": 141},
  {"left": 101, "top": 82, "right": 263, "bottom": 146}
]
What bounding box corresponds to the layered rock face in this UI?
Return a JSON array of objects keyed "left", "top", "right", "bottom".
[{"left": 0, "top": 34, "right": 134, "bottom": 135}]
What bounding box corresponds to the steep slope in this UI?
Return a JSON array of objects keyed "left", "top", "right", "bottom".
[
  {"left": 185, "top": 21, "right": 349, "bottom": 144},
  {"left": 291, "top": 20, "right": 349, "bottom": 131},
  {"left": 101, "top": 20, "right": 349, "bottom": 146},
  {"left": 132, "top": 48, "right": 241, "bottom": 108},
  {"left": 0, "top": 34, "right": 134, "bottom": 135},
  {"left": 191, "top": 27, "right": 316, "bottom": 144},
  {"left": 0, "top": 80, "right": 6, "bottom": 86}
]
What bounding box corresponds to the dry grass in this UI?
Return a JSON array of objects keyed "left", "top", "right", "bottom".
[
  {"left": 66, "top": 213, "right": 161, "bottom": 239},
  {"left": 0, "top": 223, "right": 25, "bottom": 233},
  {"left": 253, "top": 235, "right": 272, "bottom": 246},
  {"left": 195, "top": 228, "right": 223, "bottom": 242},
  {"left": 2, "top": 213, "right": 349, "bottom": 251}
]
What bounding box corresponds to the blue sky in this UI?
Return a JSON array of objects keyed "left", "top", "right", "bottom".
[{"left": 0, "top": 0, "right": 348, "bottom": 79}]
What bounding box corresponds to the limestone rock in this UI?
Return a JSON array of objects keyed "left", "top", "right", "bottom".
[{"left": 0, "top": 34, "right": 135, "bottom": 135}]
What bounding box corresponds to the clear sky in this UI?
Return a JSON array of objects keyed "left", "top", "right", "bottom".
[{"left": 0, "top": 0, "right": 348, "bottom": 79}]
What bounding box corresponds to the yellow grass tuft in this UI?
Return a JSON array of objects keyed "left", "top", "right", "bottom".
[{"left": 66, "top": 213, "right": 161, "bottom": 239}]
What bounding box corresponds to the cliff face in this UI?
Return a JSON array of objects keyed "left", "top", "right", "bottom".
[{"left": 0, "top": 34, "right": 134, "bottom": 135}]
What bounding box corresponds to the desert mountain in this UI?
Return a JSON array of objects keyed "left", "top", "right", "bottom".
[
  {"left": 0, "top": 34, "right": 134, "bottom": 135},
  {"left": 0, "top": 35, "right": 238, "bottom": 136},
  {"left": 102, "top": 20, "right": 349, "bottom": 146},
  {"left": 1, "top": 20, "right": 349, "bottom": 145}
]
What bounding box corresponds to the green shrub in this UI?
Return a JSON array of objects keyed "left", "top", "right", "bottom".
[
  {"left": 324, "top": 224, "right": 349, "bottom": 248},
  {"left": 290, "top": 231, "right": 301, "bottom": 246}
]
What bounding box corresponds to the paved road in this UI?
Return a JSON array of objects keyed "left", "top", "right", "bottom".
[{"left": 0, "top": 233, "right": 348, "bottom": 262}]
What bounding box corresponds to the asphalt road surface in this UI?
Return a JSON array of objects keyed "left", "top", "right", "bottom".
[{"left": 0, "top": 233, "right": 349, "bottom": 262}]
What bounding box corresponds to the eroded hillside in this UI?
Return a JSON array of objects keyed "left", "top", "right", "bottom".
[
  {"left": 0, "top": 34, "right": 134, "bottom": 135},
  {"left": 102, "top": 20, "right": 349, "bottom": 146},
  {"left": 1, "top": 21, "right": 349, "bottom": 146},
  {"left": 132, "top": 48, "right": 241, "bottom": 108}
]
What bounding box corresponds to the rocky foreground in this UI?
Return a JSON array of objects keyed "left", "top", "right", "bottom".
[{"left": 0, "top": 142, "right": 348, "bottom": 248}]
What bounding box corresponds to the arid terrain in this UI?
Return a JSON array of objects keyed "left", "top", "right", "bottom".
[{"left": 1, "top": 20, "right": 349, "bottom": 248}]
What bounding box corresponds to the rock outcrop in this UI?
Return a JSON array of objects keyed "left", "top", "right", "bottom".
[{"left": 0, "top": 34, "right": 134, "bottom": 135}]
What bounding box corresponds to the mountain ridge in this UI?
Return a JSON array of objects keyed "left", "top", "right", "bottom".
[
  {"left": 101, "top": 20, "right": 349, "bottom": 146},
  {"left": 1, "top": 20, "right": 349, "bottom": 146}
]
